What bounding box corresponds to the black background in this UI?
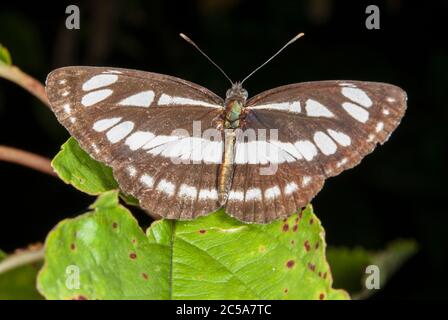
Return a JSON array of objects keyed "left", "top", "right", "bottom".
[{"left": 0, "top": 0, "right": 447, "bottom": 299}]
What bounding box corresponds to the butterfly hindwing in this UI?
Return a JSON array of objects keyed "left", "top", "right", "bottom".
[
  {"left": 226, "top": 162, "right": 325, "bottom": 223},
  {"left": 113, "top": 157, "right": 221, "bottom": 219}
]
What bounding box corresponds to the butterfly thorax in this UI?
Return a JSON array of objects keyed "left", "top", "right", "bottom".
[{"left": 223, "top": 82, "right": 248, "bottom": 129}]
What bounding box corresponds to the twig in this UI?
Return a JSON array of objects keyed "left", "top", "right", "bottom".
[
  {"left": 0, "top": 145, "right": 56, "bottom": 177},
  {"left": 0, "top": 63, "right": 50, "bottom": 108},
  {"left": 0, "top": 246, "right": 45, "bottom": 274}
]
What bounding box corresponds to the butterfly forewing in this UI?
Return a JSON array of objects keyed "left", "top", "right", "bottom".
[
  {"left": 246, "top": 80, "right": 406, "bottom": 176},
  {"left": 46, "top": 66, "right": 225, "bottom": 219}
]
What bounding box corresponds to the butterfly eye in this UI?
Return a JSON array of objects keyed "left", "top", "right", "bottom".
[{"left": 241, "top": 89, "right": 248, "bottom": 100}]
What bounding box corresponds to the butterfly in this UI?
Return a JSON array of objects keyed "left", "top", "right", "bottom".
[{"left": 45, "top": 33, "right": 407, "bottom": 223}]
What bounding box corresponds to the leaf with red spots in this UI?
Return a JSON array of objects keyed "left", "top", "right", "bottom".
[{"left": 37, "top": 191, "right": 348, "bottom": 300}]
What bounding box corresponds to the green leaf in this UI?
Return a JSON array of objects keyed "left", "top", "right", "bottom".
[
  {"left": 37, "top": 191, "right": 348, "bottom": 300},
  {"left": 327, "top": 239, "right": 417, "bottom": 299},
  {"left": 0, "top": 44, "right": 12, "bottom": 65},
  {"left": 52, "top": 138, "right": 139, "bottom": 206},
  {"left": 0, "top": 250, "right": 43, "bottom": 300},
  {"left": 52, "top": 137, "right": 118, "bottom": 195}
]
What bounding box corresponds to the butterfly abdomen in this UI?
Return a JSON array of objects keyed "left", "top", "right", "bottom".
[{"left": 218, "top": 129, "right": 237, "bottom": 206}]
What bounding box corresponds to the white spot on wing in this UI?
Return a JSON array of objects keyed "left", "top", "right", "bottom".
[
  {"left": 185, "top": 137, "right": 204, "bottom": 163},
  {"left": 269, "top": 140, "right": 303, "bottom": 161},
  {"left": 341, "top": 87, "right": 373, "bottom": 108},
  {"left": 147, "top": 143, "right": 170, "bottom": 156},
  {"left": 265, "top": 186, "right": 281, "bottom": 199},
  {"left": 327, "top": 129, "right": 351, "bottom": 146},
  {"left": 143, "top": 135, "right": 179, "bottom": 150},
  {"left": 91, "top": 143, "right": 100, "bottom": 153},
  {"left": 234, "top": 142, "right": 250, "bottom": 164},
  {"left": 314, "top": 131, "right": 337, "bottom": 155},
  {"left": 93, "top": 117, "right": 122, "bottom": 132},
  {"left": 82, "top": 74, "right": 118, "bottom": 91},
  {"left": 248, "top": 101, "right": 301, "bottom": 113},
  {"left": 63, "top": 103, "right": 71, "bottom": 114},
  {"left": 250, "top": 102, "right": 288, "bottom": 110},
  {"left": 106, "top": 121, "right": 134, "bottom": 143},
  {"left": 103, "top": 70, "right": 122, "bottom": 74},
  {"left": 198, "top": 188, "right": 218, "bottom": 200},
  {"left": 336, "top": 158, "right": 348, "bottom": 168},
  {"left": 387, "top": 97, "right": 396, "bottom": 103},
  {"left": 81, "top": 89, "right": 113, "bottom": 107},
  {"left": 160, "top": 138, "right": 188, "bottom": 159},
  {"left": 376, "top": 122, "right": 384, "bottom": 132},
  {"left": 157, "top": 94, "right": 171, "bottom": 105},
  {"left": 234, "top": 140, "right": 295, "bottom": 165},
  {"left": 127, "top": 166, "right": 137, "bottom": 177},
  {"left": 125, "top": 131, "right": 155, "bottom": 150},
  {"left": 178, "top": 138, "right": 193, "bottom": 161},
  {"left": 200, "top": 140, "right": 223, "bottom": 164},
  {"left": 294, "top": 140, "right": 318, "bottom": 161},
  {"left": 342, "top": 102, "right": 369, "bottom": 123},
  {"left": 157, "top": 94, "right": 220, "bottom": 108},
  {"left": 156, "top": 179, "right": 175, "bottom": 196},
  {"left": 284, "top": 182, "right": 298, "bottom": 195},
  {"left": 118, "top": 90, "right": 155, "bottom": 107},
  {"left": 245, "top": 188, "right": 262, "bottom": 200},
  {"left": 289, "top": 101, "right": 301, "bottom": 113},
  {"left": 140, "top": 174, "right": 154, "bottom": 188},
  {"left": 302, "top": 176, "right": 311, "bottom": 186},
  {"left": 228, "top": 190, "right": 244, "bottom": 201},
  {"left": 246, "top": 141, "right": 259, "bottom": 164},
  {"left": 305, "top": 99, "right": 334, "bottom": 118},
  {"left": 178, "top": 184, "right": 197, "bottom": 199}
]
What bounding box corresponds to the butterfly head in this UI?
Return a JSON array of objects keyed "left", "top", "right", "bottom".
[{"left": 225, "top": 82, "right": 248, "bottom": 103}]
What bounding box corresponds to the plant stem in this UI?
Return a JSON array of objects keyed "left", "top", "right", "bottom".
[
  {"left": 0, "top": 246, "right": 45, "bottom": 274},
  {"left": 0, "top": 63, "right": 50, "bottom": 107},
  {"left": 0, "top": 145, "right": 56, "bottom": 177}
]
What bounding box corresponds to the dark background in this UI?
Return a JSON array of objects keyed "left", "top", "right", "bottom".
[{"left": 0, "top": 0, "right": 446, "bottom": 299}]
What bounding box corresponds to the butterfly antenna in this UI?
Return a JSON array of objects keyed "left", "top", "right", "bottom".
[
  {"left": 241, "top": 32, "right": 305, "bottom": 85},
  {"left": 180, "top": 33, "right": 234, "bottom": 85}
]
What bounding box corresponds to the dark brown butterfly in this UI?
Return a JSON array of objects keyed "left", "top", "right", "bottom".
[{"left": 45, "top": 33, "right": 407, "bottom": 223}]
